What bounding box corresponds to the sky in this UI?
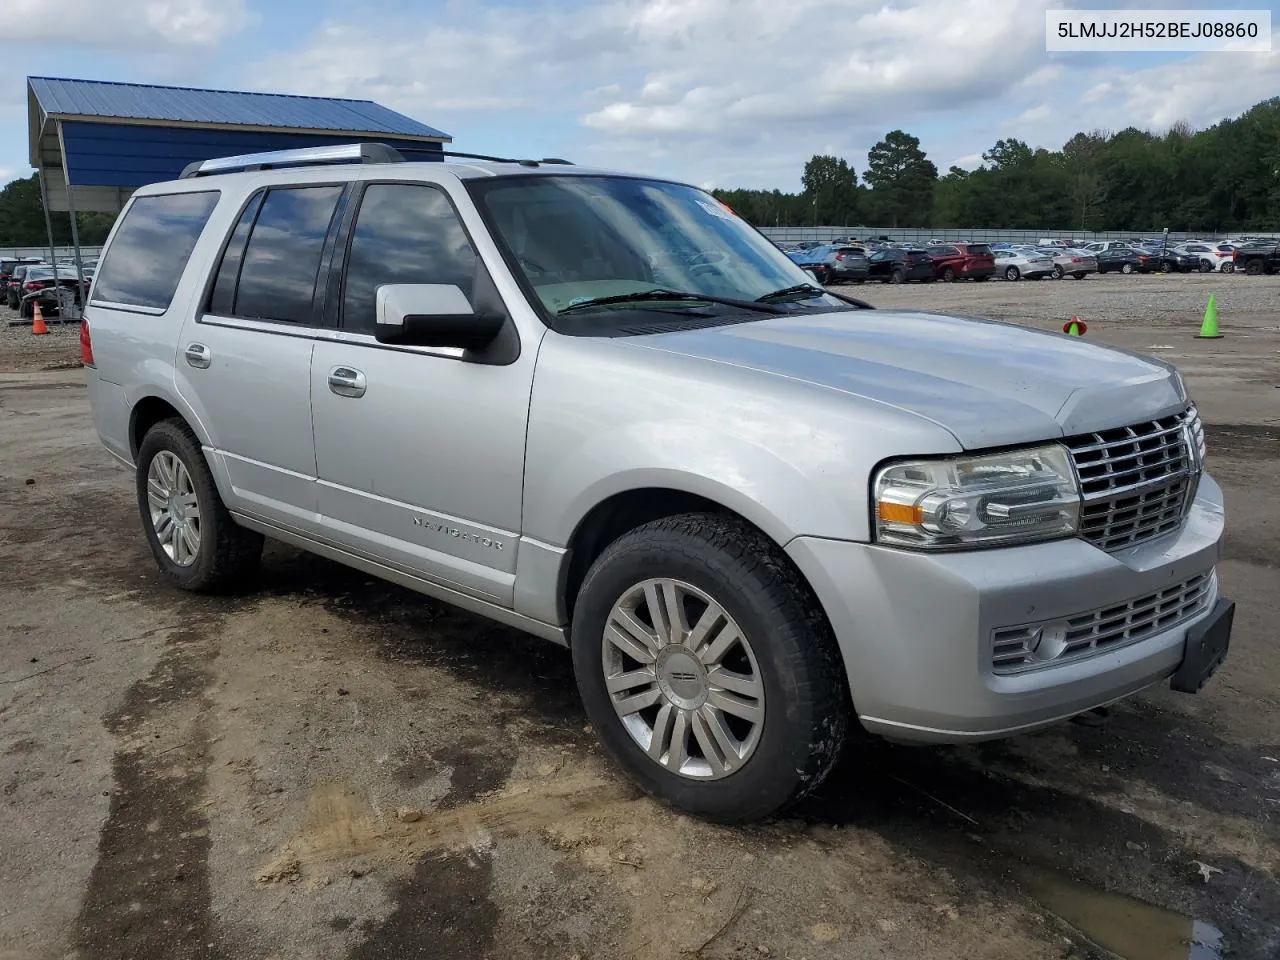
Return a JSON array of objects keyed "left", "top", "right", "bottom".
[{"left": 3, "top": 0, "right": 1280, "bottom": 192}]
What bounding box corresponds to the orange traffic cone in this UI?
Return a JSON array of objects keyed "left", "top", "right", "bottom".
[
  {"left": 1063, "top": 316, "right": 1087, "bottom": 337},
  {"left": 31, "top": 301, "right": 48, "bottom": 335}
]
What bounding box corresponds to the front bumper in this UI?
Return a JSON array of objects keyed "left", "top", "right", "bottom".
[{"left": 786, "top": 474, "right": 1226, "bottom": 743}]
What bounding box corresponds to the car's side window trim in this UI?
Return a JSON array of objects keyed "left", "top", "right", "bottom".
[
  {"left": 330, "top": 178, "right": 492, "bottom": 337},
  {"left": 198, "top": 181, "right": 349, "bottom": 330},
  {"left": 199, "top": 188, "right": 265, "bottom": 319}
]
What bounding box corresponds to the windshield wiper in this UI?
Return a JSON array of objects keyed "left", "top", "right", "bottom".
[
  {"left": 755, "top": 283, "right": 827, "bottom": 303},
  {"left": 757, "top": 284, "right": 874, "bottom": 310},
  {"left": 556, "top": 288, "right": 784, "bottom": 316}
]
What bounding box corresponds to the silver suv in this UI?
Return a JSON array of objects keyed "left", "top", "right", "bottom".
[{"left": 82, "top": 144, "right": 1231, "bottom": 822}]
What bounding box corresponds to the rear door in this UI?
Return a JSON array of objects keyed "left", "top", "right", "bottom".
[{"left": 175, "top": 182, "right": 348, "bottom": 531}]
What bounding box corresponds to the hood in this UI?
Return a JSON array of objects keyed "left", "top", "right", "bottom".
[{"left": 633, "top": 310, "right": 1186, "bottom": 449}]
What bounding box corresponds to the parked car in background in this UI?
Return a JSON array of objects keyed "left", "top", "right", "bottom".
[
  {"left": 994, "top": 248, "right": 1054, "bottom": 280},
  {"left": 1174, "top": 242, "right": 1235, "bottom": 273},
  {"left": 926, "top": 243, "right": 995, "bottom": 282},
  {"left": 788, "top": 244, "right": 869, "bottom": 284},
  {"left": 1037, "top": 248, "right": 1097, "bottom": 279},
  {"left": 1140, "top": 247, "right": 1200, "bottom": 273},
  {"left": 1095, "top": 247, "right": 1145, "bottom": 274},
  {"left": 15, "top": 265, "right": 84, "bottom": 317},
  {"left": 6, "top": 263, "right": 48, "bottom": 310},
  {"left": 1232, "top": 241, "right": 1280, "bottom": 275},
  {"left": 866, "top": 247, "right": 935, "bottom": 283},
  {"left": 1, "top": 258, "right": 42, "bottom": 308}
]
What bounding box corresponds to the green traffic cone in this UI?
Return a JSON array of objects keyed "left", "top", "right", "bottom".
[{"left": 1196, "top": 294, "right": 1223, "bottom": 339}]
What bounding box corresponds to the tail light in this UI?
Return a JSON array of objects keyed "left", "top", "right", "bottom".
[
  {"left": 835, "top": 252, "right": 845, "bottom": 261},
  {"left": 1071, "top": 258, "right": 1083, "bottom": 263},
  {"left": 80, "top": 319, "right": 94, "bottom": 367},
  {"left": 24, "top": 281, "right": 45, "bottom": 291}
]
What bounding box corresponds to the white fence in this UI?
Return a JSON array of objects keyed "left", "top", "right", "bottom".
[
  {"left": 757, "top": 227, "right": 1274, "bottom": 244},
  {"left": 0, "top": 246, "right": 103, "bottom": 260}
]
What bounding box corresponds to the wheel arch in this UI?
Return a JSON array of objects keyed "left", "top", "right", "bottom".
[{"left": 557, "top": 480, "right": 818, "bottom": 629}]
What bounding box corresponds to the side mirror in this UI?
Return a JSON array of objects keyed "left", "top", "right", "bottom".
[{"left": 374, "top": 283, "right": 504, "bottom": 349}]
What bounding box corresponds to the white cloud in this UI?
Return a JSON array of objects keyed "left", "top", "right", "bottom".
[
  {"left": 245, "top": 1, "right": 1280, "bottom": 190},
  {"left": 6, "top": 0, "right": 250, "bottom": 47}
]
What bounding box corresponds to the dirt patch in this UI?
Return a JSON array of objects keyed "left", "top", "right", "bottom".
[{"left": 71, "top": 624, "right": 226, "bottom": 960}]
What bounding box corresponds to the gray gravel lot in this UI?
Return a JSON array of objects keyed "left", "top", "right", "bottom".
[{"left": 1, "top": 274, "right": 1277, "bottom": 960}]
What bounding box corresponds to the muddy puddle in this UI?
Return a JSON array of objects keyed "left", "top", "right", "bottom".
[{"left": 1016, "top": 863, "right": 1223, "bottom": 960}]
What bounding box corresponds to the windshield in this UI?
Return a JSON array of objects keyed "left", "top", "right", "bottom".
[{"left": 467, "top": 174, "right": 844, "bottom": 322}]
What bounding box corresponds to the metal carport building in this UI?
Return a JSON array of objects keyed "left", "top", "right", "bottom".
[{"left": 27, "top": 76, "right": 451, "bottom": 216}]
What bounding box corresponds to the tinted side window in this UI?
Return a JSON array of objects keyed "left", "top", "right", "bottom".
[
  {"left": 341, "top": 183, "right": 477, "bottom": 334},
  {"left": 234, "top": 186, "right": 343, "bottom": 324},
  {"left": 92, "top": 191, "right": 219, "bottom": 309},
  {"left": 208, "top": 192, "right": 264, "bottom": 316}
]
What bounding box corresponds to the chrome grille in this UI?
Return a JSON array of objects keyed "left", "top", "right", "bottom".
[
  {"left": 992, "top": 571, "right": 1214, "bottom": 674},
  {"left": 1065, "top": 408, "right": 1200, "bottom": 551}
]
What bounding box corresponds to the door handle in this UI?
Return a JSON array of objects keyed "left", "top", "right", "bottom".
[
  {"left": 327, "top": 366, "right": 367, "bottom": 398},
  {"left": 184, "top": 343, "right": 211, "bottom": 369}
]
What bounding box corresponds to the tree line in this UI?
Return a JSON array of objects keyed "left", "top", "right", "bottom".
[
  {"left": 714, "top": 97, "right": 1280, "bottom": 232},
  {"left": 0, "top": 174, "right": 115, "bottom": 247},
  {"left": 2, "top": 97, "right": 1278, "bottom": 243}
]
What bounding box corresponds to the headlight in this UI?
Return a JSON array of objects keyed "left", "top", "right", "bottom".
[{"left": 874, "top": 445, "right": 1080, "bottom": 549}]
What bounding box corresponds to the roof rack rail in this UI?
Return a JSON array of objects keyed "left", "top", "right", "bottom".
[
  {"left": 439, "top": 150, "right": 573, "bottom": 167},
  {"left": 179, "top": 142, "right": 406, "bottom": 179}
]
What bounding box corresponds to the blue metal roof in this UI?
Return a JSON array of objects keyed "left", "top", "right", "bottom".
[{"left": 28, "top": 76, "right": 449, "bottom": 140}]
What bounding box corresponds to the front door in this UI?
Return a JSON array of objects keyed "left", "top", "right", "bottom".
[{"left": 309, "top": 181, "right": 537, "bottom": 605}]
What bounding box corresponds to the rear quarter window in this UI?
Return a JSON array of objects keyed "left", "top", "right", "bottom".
[
  {"left": 92, "top": 191, "right": 219, "bottom": 310},
  {"left": 966, "top": 244, "right": 992, "bottom": 255}
]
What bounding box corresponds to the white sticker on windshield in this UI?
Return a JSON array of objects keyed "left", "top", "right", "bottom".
[{"left": 696, "top": 200, "right": 735, "bottom": 220}]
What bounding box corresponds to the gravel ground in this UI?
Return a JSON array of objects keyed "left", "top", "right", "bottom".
[
  {"left": 1, "top": 274, "right": 1278, "bottom": 960},
  {"left": 0, "top": 304, "right": 83, "bottom": 372}
]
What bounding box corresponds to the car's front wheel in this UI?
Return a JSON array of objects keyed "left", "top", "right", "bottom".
[
  {"left": 571, "top": 514, "right": 849, "bottom": 823},
  {"left": 1121, "top": 262, "right": 1135, "bottom": 274},
  {"left": 942, "top": 267, "right": 956, "bottom": 282},
  {"left": 136, "top": 419, "right": 263, "bottom": 592},
  {"left": 1051, "top": 265, "right": 1064, "bottom": 279},
  {"left": 1004, "top": 266, "right": 1020, "bottom": 280}
]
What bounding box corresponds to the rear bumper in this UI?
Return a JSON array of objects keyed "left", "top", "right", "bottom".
[{"left": 786, "top": 474, "right": 1226, "bottom": 743}]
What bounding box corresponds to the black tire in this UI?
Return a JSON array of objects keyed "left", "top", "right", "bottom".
[
  {"left": 942, "top": 267, "right": 956, "bottom": 282},
  {"left": 1245, "top": 260, "right": 1263, "bottom": 276},
  {"left": 570, "top": 513, "right": 849, "bottom": 823},
  {"left": 1004, "top": 266, "right": 1020, "bottom": 281},
  {"left": 135, "top": 418, "right": 263, "bottom": 592},
  {"left": 1121, "top": 262, "right": 1135, "bottom": 274},
  {"left": 1051, "top": 265, "right": 1064, "bottom": 279},
  {"left": 888, "top": 268, "right": 905, "bottom": 284},
  {"left": 1222, "top": 262, "right": 1235, "bottom": 274},
  {"left": 1199, "top": 259, "right": 1214, "bottom": 273},
  {"left": 973, "top": 274, "right": 990, "bottom": 282},
  {"left": 1072, "top": 272, "right": 1087, "bottom": 280}
]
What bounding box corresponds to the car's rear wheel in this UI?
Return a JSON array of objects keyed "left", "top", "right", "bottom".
[
  {"left": 1121, "top": 262, "right": 1135, "bottom": 274},
  {"left": 1222, "top": 262, "right": 1235, "bottom": 274},
  {"left": 942, "top": 267, "right": 956, "bottom": 282},
  {"left": 1051, "top": 265, "right": 1064, "bottom": 279},
  {"left": 1244, "top": 261, "right": 1262, "bottom": 275},
  {"left": 1199, "top": 259, "right": 1214, "bottom": 273},
  {"left": 888, "top": 268, "right": 906, "bottom": 284},
  {"left": 1072, "top": 272, "right": 1087, "bottom": 280},
  {"left": 136, "top": 419, "right": 263, "bottom": 592},
  {"left": 973, "top": 274, "right": 990, "bottom": 282},
  {"left": 571, "top": 514, "right": 849, "bottom": 823},
  {"left": 1004, "top": 266, "right": 1020, "bottom": 281}
]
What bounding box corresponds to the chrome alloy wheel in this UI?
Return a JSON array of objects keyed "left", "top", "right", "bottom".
[
  {"left": 602, "top": 578, "right": 764, "bottom": 780},
  {"left": 146, "top": 451, "right": 201, "bottom": 566}
]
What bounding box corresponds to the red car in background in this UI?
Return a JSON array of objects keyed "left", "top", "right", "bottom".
[{"left": 926, "top": 242, "right": 995, "bottom": 281}]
